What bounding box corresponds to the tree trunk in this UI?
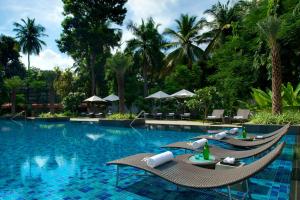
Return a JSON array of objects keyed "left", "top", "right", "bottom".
[
  {"left": 49, "top": 85, "right": 55, "bottom": 114},
  {"left": 27, "top": 53, "right": 30, "bottom": 70},
  {"left": 187, "top": 58, "right": 193, "bottom": 70},
  {"left": 117, "top": 73, "right": 125, "bottom": 113},
  {"left": 90, "top": 53, "right": 96, "bottom": 95},
  {"left": 143, "top": 64, "right": 148, "bottom": 97},
  {"left": 26, "top": 53, "right": 30, "bottom": 109},
  {"left": 11, "top": 90, "right": 16, "bottom": 114},
  {"left": 271, "top": 42, "right": 282, "bottom": 114}
]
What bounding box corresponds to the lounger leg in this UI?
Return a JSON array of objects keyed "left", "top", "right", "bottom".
[
  {"left": 246, "top": 180, "right": 252, "bottom": 199},
  {"left": 227, "top": 186, "right": 232, "bottom": 200},
  {"left": 116, "top": 166, "right": 119, "bottom": 187}
]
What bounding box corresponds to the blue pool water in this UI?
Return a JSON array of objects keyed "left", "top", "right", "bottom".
[{"left": 0, "top": 120, "right": 295, "bottom": 200}]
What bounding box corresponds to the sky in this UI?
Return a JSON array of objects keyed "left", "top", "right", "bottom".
[{"left": 0, "top": 0, "right": 226, "bottom": 70}]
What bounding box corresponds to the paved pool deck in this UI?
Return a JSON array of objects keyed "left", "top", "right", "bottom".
[
  {"left": 145, "top": 119, "right": 242, "bottom": 127},
  {"left": 69, "top": 118, "right": 242, "bottom": 127}
]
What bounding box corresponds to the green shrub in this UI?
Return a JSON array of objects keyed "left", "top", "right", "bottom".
[
  {"left": 107, "top": 113, "right": 135, "bottom": 120},
  {"left": 185, "top": 86, "right": 222, "bottom": 118},
  {"left": 241, "top": 82, "right": 300, "bottom": 110},
  {"left": 62, "top": 92, "right": 86, "bottom": 113},
  {"left": 250, "top": 110, "right": 300, "bottom": 124},
  {"left": 39, "top": 112, "right": 69, "bottom": 118}
]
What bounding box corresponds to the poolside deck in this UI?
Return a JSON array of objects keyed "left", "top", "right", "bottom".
[
  {"left": 69, "top": 117, "right": 241, "bottom": 127},
  {"left": 145, "top": 119, "right": 241, "bottom": 127},
  {"left": 70, "top": 118, "right": 100, "bottom": 122}
]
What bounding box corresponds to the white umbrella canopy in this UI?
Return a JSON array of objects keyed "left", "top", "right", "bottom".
[
  {"left": 103, "top": 94, "right": 119, "bottom": 102},
  {"left": 145, "top": 91, "right": 170, "bottom": 99},
  {"left": 171, "top": 89, "right": 195, "bottom": 98},
  {"left": 83, "top": 95, "right": 106, "bottom": 102}
]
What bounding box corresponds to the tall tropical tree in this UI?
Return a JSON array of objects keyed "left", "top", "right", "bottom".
[
  {"left": 13, "top": 18, "right": 47, "bottom": 70},
  {"left": 164, "top": 14, "right": 204, "bottom": 70},
  {"left": 57, "top": 0, "right": 127, "bottom": 96},
  {"left": 105, "top": 52, "right": 133, "bottom": 113},
  {"left": 0, "top": 35, "right": 26, "bottom": 79},
  {"left": 4, "top": 76, "right": 24, "bottom": 114},
  {"left": 258, "top": 16, "right": 282, "bottom": 114},
  {"left": 127, "top": 18, "right": 164, "bottom": 97},
  {"left": 202, "top": 0, "right": 247, "bottom": 54}
]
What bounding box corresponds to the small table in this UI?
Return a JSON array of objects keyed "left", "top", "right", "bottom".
[
  {"left": 222, "top": 116, "right": 232, "bottom": 124},
  {"left": 216, "top": 161, "right": 247, "bottom": 192},
  {"left": 178, "top": 154, "right": 219, "bottom": 169}
]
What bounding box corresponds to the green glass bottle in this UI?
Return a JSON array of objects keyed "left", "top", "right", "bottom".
[
  {"left": 242, "top": 127, "right": 247, "bottom": 139},
  {"left": 203, "top": 142, "right": 210, "bottom": 160}
]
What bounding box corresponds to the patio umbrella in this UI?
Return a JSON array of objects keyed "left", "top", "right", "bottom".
[
  {"left": 146, "top": 91, "right": 170, "bottom": 111},
  {"left": 83, "top": 95, "right": 106, "bottom": 113},
  {"left": 145, "top": 91, "right": 170, "bottom": 99},
  {"left": 83, "top": 95, "right": 106, "bottom": 102},
  {"left": 171, "top": 89, "right": 195, "bottom": 98},
  {"left": 171, "top": 89, "right": 195, "bottom": 113},
  {"left": 103, "top": 94, "right": 119, "bottom": 113},
  {"left": 103, "top": 94, "right": 119, "bottom": 102}
]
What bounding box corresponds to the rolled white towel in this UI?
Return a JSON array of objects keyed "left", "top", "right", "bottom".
[
  {"left": 229, "top": 128, "right": 239, "bottom": 134},
  {"left": 215, "top": 131, "right": 227, "bottom": 140},
  {"left": 223, "top": 157, "right": 236, "bottom": 164},
  {"left": 191, "top": 138, "right": 208, "bottom": 149},
  {"left": 146, "top": 151, "right": 174, "bottom": 168},
  {"left": 256, "top": 135, "right": 264, "bottom": 139}
]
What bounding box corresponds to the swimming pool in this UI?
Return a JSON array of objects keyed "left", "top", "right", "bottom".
[{"left": 0, "top": 120, "right": 295, "bottom": 199}]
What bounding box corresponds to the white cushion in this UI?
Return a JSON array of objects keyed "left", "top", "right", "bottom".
[
  {"left": 207, "top": 116, "right": 217, "bottom": 119},
  {"left": 233, "top": 116, "right": 244, "bottom": 119}
]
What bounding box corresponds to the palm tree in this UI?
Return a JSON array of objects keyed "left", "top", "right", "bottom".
[
  {"left": 127, "top": 18, "right": 164, "bottom": 96},
  {"left": 258, "top": 16, "right": 282, "bottom": 114},
  {"left": 202, "top": 0, "right": 247, "bottom": 54},
  {"left": 105, "top": 52, "right": 133, "bottom": 113},
  {"left": 164, "top": 14, "right": 204, "bottom": 70},
  {"left": 13, "top": 17, "right": 47, "bottom": 70}
]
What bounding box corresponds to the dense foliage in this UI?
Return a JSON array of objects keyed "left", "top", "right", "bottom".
[
  {"left": 62, "top": 92, "right": 86, "bottom": 113},
  {"left": 250, "top": 110, "right": 300, "bottom": 125},
  {"left": 241, "top": 82, "right": 300, "bottom": 110},
  {"left": 1, "top": 0, "right": 300, "bottom": 122},
  {"left": 57, "top": 0, "right": 127, "bottom": 95},
  {"left": 186, "top": 87, "right": 221, "bottom": 118}
]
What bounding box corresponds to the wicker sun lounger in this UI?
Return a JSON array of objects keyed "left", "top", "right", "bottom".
[
  {"left": 192, "top": 124, "right": 290, "bottom": 148},
  {"left": 205, "top": 109, "right": 224, "bottom": 122},
  {"left": 162, "top": 126, "right": 287, "bottom": 159},
  {"left": 232, "top": 109, "right": 251, "bottom": 123},
  {"left": 247, "top": 123, "right": 290, "bottom": 139},
  {"left": 107, "top": 143, "right": 285, "bottom": 200}
]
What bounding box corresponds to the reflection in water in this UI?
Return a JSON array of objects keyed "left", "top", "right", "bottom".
[
  {"left": 86, "top": 133, "right": 104, "bottom": 141},
  {"left": 34, "top": 156, "right": 49, "bottom": 168},
  {"left": 39, "top": 124, "right": 65, "bottom": 130},
  {"left": 1, "top": 126, "right": 11, "bottom": 132},
  {"left": 21, "top": 154, "right": 80, "bottom": 193},
  {"left": 0, "top": 120, "right": 205, "bottom": 199}
]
